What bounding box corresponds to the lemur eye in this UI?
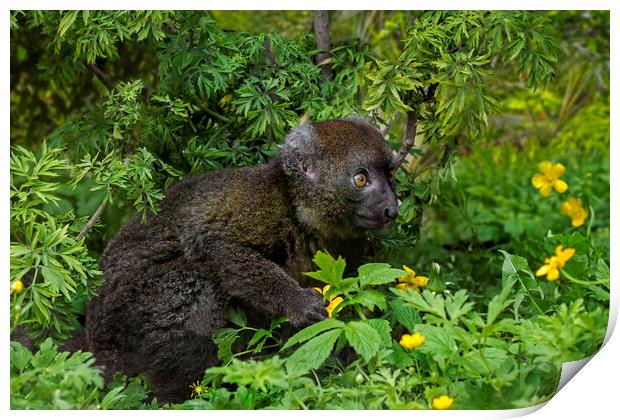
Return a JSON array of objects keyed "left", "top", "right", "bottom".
[
  {"left": 353, "top": 172, "right": 368, "bottom": 188},
  {"left": 387, "top": 170, "right": 395, "bottom": 184}
]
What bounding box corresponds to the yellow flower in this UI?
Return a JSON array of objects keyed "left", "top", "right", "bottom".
[
  {"left": 399, "top": 332, "right": 425, "bottom": 349},
  {"left": 531, "top": 161, "right": 568, "bottom": 197},
  {"left": 325, "top": 296, "right": 344, "bottom": 318},
  {"left": 313, "top": 284, "right": 330, "bottom": 295},
  {"left": 10, "top": 280, "right": 24, "bottom": 293},
  {"left": 313, "top": 284, "right": 343, "bottom": 318},
  {"left": 535, "top": 245, "right": 576, "bottom": 281},
  {"left": 432, "top": 395, "right": 454, "bottom": 410},
  {"left": 560, "top": 197, "right": 588, "bottom": 227},
  {"left": 190, "top": 381, "right": 208, "bottom": 398},
  {"left": 396, "top": 265, "right": 429, "bottom": 293}
]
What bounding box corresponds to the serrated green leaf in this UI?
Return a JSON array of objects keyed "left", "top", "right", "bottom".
[
  {"left": 227, "top": 307, "right": 247, "bottom": 327},
  {"left": 391, "top": 300, "right": 422, "bottom": 330},
  {"left": 303, "top": 250, "right": 346, "bottom": 287},
  {"left": 392, "top": 288, "right": 447, "bottom": 321},
  {"left": 10, "top": 341, "right": 33, "bottom": 372},
  {"left": 347, "top": 289, "right": 386, "bottom": 311},
  {"left": 364, "top": 318, "right": 392, "bottom": 347},
  {"left": 281, "top": 318, "right": 344, "bottom": 351},
  {"left": 285, "top": 329, "right": 342, "bottom": 374},
  {"left": 445, "top": 290, "right": 474, "bottom": 321},
  {"left": 415, "top": 324, "right": 458, "bottom": 369},
  {"left": 358, "top": 263, "right": 405, "bottom": 287},
  {"left": 344, "top": 321, "right": 381, "bottom": 361}
]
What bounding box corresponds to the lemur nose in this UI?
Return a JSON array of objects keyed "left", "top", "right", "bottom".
[{"left": 384, "top": 206, "right": 398, "bottom": 221}]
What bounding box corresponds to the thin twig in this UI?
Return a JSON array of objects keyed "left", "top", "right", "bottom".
[
  {"left": 313, "top": 11, "right": 333, "bottom": 80},
  {"left": 393, "top": 110, "right": 418, "bottom": 169},
  {"left": 77, "top": 200, "right": 108, "bottom": 241},
  {"left": 188, "top": 117, "right": 197, "bottom": 133},
  {"left": 263, "top": 38, "right": 278, "bottom": 66},
  {"left": 85, "top": 63, "right": 113, "bottom": 91},
  {"left": 382, "top": 111, "right": 400, "bottom": 136}
]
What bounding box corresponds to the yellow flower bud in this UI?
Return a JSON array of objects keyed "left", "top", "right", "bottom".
[
  {"left": 399, "top": 332, "right": 425, "bottom": 349},
  {"left": 11, "top": 280, "right": 24, "bottom": 293},
  {"left": 432, "top": 395, "right": 454, "bottom": 410}
]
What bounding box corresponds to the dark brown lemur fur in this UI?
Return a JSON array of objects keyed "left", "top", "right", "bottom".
[{"left": 85, "top": 118, "right": 398, "bottom": 403}]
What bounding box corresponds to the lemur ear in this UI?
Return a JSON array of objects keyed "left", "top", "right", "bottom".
[
  {"left": 281, "top": 123, "right": 318, "bottom": 180},
  {"left": 297, "top": 155, "right": 316, "bottom": 180}
]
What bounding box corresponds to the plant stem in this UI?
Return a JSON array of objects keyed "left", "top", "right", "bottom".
[
  {"left": 561, "top": 269, "right": 609, "bottom": 287},
  {"left": 394, "top": 110, "right": 418, "bottom": 169},
  {"left": 516, "top": 276, "right": 545, "bottom": 315},
  {"left": 77, "top": 199, "right": 108, "bottom": 241},
  {"left": 586, "top": 204, "right": 595, "bottom": 238},
  {"left": 230, "top": 343, "right": 281, "bottom": 361}
]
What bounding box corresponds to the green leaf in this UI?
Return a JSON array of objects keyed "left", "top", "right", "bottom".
[
  {"left": 390, "top": 300, "right": 422, "bottom": 331},
  {"left": 486, "top": 282, "right": 515, "bottom": 327},
  {"left": 281, "top": 318, "right": 344, "bottom": 351},
  {"left": 364, "top": 318, "right": 392, "bottom": 347},
  {"left": 594, "top": 259, "right": 610, "bottom": 284},
  {"left": 581, "top": 284, "right": 610, "bottom": 301},
  {"left": 358, "top": 263, "right": 405, "bottom": 287},
  {"left": 389, "top": 340, "right": 415, "bottom": 368},
  {"left": 461, "top": 347, "right": 510, "bottom": 376},
  {"left": 285, "top": 329, "right": 342, "bottom": 374},
  {"left": 212, "top": 327, "right": 239, "bottom": 363},
  {"left": 343, "top": 321, "right": 381, "bottom": 361},
  {"left": 30, "top": 338, "right": 57, "bottom": 368},
  {"left": 58, "top": 11, "right": 78, "bottom": 38},
  {"left": 10, "top": 341, "right": 33, "bottom": 372},
  {"left": 499, "top": 249, "right": 543, "bottom": 299},
  {"left": 392, "top": 288, "right": 447, "bottom": 321},
  {"left": 227, "top": 307, "right": 247, "bottom": 327},
  {"left": 303, "top": 250, "right": 346, "bottom": 287},
  {"left": 445, "top": 290, "right": 474, "bottom": 321},
  {"left": 247, "top": 329, "right": 269, "bottom": 349},
  {"left": 415, "top": 324, "right": 458, "bottom": 369},
  {"left": 100, "top": 386, "right": 126, "bottom": 409},
  {"left": 347, "top": 289, "right": 386, "bottom": 311},
  {"left": 212, "top": 357, "right": 288, "bottom": 393},
  {"left": 40, "top": 265, "right": 67, "bottom": 293}
]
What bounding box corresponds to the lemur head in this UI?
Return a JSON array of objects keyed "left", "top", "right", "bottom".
[{"left": 279, "top": 117, "right": 399, "bottom": 237}]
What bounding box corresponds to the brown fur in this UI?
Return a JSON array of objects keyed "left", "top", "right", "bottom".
[{"left": 84, "top": 118, "right": 398, "bottom": 402}]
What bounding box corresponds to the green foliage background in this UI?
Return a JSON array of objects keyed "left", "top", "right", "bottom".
[{"left": 10, "top": 10, "right": 609, "bottom": 410}]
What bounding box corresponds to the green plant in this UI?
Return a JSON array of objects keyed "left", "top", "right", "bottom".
[{"left": 10, "top": 338, "right": 156, "bottom": 409}]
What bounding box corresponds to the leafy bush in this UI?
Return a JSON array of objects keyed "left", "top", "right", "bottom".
[
  {"left": 183, "top": 244, "right": 607, "bottom": 410},
  {"left": 10, "top": 338, "right": 156, "bottom": 409}
]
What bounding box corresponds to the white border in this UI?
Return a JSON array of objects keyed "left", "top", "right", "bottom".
[{"left": 3, "top": 2, "right": 617, "bottom": 419}]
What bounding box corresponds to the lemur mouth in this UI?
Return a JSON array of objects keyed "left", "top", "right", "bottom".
[{"left": 356, "top": 214, "right": 392, "bottom": 230}]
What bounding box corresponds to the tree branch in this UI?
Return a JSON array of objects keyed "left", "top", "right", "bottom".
[
  {"left": 263, "top": 38, "right": 278, "bottom": 67},
  {"left": 394, "top": 110, "right": 418, "bottom": 169},
  {"left": 77, "top": 199, "right": 108, "bottom": 241},
  {"left": 85, "top": 62, "right": 113, "bottom": 91},
  {"left": 391, "top": 83, "right": 437, "bottom": 169},
  {"left": 313, "top": 11, "right": 333, "bottom": 80}
]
